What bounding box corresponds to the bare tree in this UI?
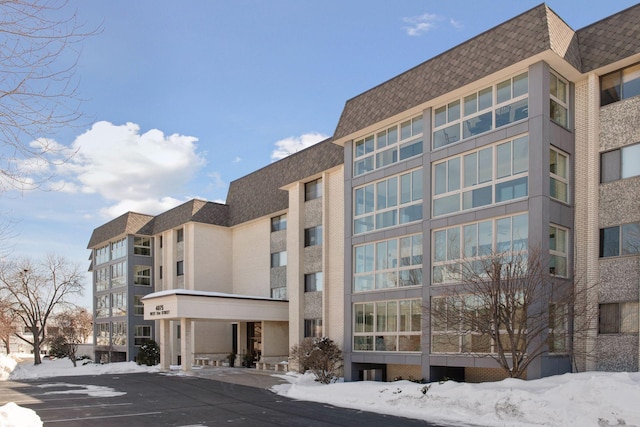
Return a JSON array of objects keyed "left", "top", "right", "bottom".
[
  {"left": 429, "top": 247, "right": 578, "bottom": 379},
  {"left": 0, "top": 254, "right": 83, "bottom": 364},
  {"left": 48, "top": 306, "right": 92, "bottom": 366},
  {"left": 290, "top": 337, "right": 343, "bottom": 384},
  {"left": 0, "top": 0, "right": 97, "bottom": 191},
  {"left": 0, "top": 300, "right": 17, "bottom": 354}
]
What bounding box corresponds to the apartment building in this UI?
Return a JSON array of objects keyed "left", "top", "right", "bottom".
[
  {"left": 88, "top": 3, "right": 640, "bottom": 381},
  {"left": 87, "top": 139, "right": 344, "bottom": 366}
]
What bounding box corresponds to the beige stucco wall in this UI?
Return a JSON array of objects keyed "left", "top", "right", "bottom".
[
  {"left": 232, "top": 219, "right": 271, "bottom": 297},
  {"left": 192, "top": 321, "right": 233, "bottom": 355},
  {"left": 324, "top": 167, "right": 345, "bottom": 346},
  {"left": 186, "top": 223, "right": 233, "bottom": 293}
]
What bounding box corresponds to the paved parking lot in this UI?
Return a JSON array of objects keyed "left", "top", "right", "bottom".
[{"left": 0, "top": 370, "right": 442, "bottom": 426}]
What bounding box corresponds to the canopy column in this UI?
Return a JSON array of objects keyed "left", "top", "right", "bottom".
[{"left": 180, "top": 318, "right": 193, "bottom": 371}]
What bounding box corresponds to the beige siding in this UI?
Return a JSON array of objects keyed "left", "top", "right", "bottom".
[
  {"left": 232, "top": 218, "right": 271, "bottom": 297},
  {"left": 324, "top": 167, "right": 345, "bottom": 346}
]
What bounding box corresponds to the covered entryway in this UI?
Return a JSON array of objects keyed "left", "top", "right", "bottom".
[{"left": 142, "top": 290, "right": 289, "bottom": 371}]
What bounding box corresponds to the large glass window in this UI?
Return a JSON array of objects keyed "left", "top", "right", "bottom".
[
  {"left": 111, "top": 291, "right": 127, "bottom": 316},
  {"left": 112, "top": 321, "right": 127, "bottom": 346},
  {"left": 110, "top": 261, "right": 126, "bottom": 288},
  {"left": 95, "top": 245, "right": 109, "bottom": 265},
  {"left": 134, "top": 295, "right": 144, "bottom": 316},
  {"left": 432, "top": 213, "right": 528, "bottom": 284},
  {"left": 354, "top": 234, "right": 423, "bottom": 292},
  {"left": 550, "top": 147, "right": 569, "bottom": 202},
  {"left": 96, "top": 294, "right": 110, "bottom": 318},
  {"left": 601, "top": 143, "right": 640, "bottom": 183},
  {"left": 134, "top": 325, "right": 151, "bottom": 346},
  {"left": 600, "top": 63, "right": 640, "bottom": 106},
  {"left": 271, "top": 214, "right": 287, "bottom": 232},
  {"left": 599, "top": 302, "right": 640, "bottom": 334},
  {"left": 600, "top": 223, "right": 640, "bottom": 257},
  {"left": 433, "top": 72, "right": 528, "bottom": 149},
  {"left": 304, "top": 226, "right": 322, "bottom": 247},
  {"left": 354, "top": 115, "right": 423, "bottom": 176},
  {"left": 134, "top": 265, "right": 151, "bottom": 286},
  {"left": 96, "top": 323, "right": 109, "bottom": 345},
  {"left": 353, "top": 299, "right": 421, "bottom": 352},
  {"left": 134, "top": 236, "right": 151, "bottom": 256},
  {"left": 354, "top": 169, "right": 422, "bottom": 234},
  {"left": 95, "top": 267, "right": 109, "bottom": 291},
  {"left": 304, "top": 272, "right": 323, "bottom": 292},
  {"left": 305, "top": 178, "right": 322, "bottom": 201},
  {"left": 433, "top": 136, "right": 528, "bottom": 217},
  {"left": 111, "top": 238, "right": 126, "bottom": 260},
  {"left": 550, "top": 71, "right": 569, "bottom": 128}
]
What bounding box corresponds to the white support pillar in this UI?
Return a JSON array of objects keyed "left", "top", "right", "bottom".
[
  {"left": 180, "top": 318, "right": 193, "bottom": 371},
  {"left": 160, "top": 319, "right": 171, "bottom": 371}
]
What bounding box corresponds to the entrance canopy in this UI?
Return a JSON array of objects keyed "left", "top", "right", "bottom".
[{"left": 142, "top": 289, "right": 289, "bottom": 322}]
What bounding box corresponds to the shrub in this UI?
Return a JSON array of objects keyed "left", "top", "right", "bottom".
[
  {"left": 290, "top": 337, "right": 342, "bottom": 384},
  {"left": 137, "top": 339, "right": 160, "bottom": 366}
]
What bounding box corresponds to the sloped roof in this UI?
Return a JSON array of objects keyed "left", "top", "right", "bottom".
[
  {"left": 226, "top": 137, "right": 343, "bottom": 226},
  {"left": 150, "top": 199, "right": 230, "bottom": 234},
  {"left": 87, "top": 212, "right": 154, "bottom": 248},
  {"left": 332, "top": 3, "right": 640, "bottom": 141},
  {"left": 577, "top": 3, "right": 640, "bottom": 72}
]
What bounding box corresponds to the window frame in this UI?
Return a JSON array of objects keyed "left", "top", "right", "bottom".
[
  {"left": 598, "top": 302, "right": 640, "bottom": 334},
  {"left": 353, "top": 299, "right": 421, "bottom": 352},
  {"left": 549, "top": 224, "right": 569, "bottom": 277},
  {"left": 304, "top": 226, "right": 323, "bottom": 247},
  {"left": 176, "top": 228, "right": 184, "bottom": 243},
  {"left": 549, "top": 147, "right": 569, "bottom": 203},
  {"left": 304, "top": 272, "right": 323, "bottom": 292},
  {"left": 134, "top": 265, "right": 151, "bottom": 286},
  {"left": 134, "top": 325, "right": 152, "bottom": 346},
  {"left": 600, "top": 222, "right": 640, "bottom": 258},
  {"left": 271, "top": 214, "right": 287, "bottom": 232},
  {"left": 176, "top": 260, "right": 184, "bottom": 276},
  {"left": 270, "top": 251, "right": 287, "bottom": 268},
  {"left": 305, "top": 178, "right": 322, "bottom": 201},
  {"left": 133, "top": 236, "right": 151, "bottom": 256},
  {"left": 600, "top": 62, "right": 640, "bottom": 106},
  {"left": 304, "top": 319, "right": 323, "bottom": 338},
  {"left": 550, "top": 71, "right": 569, "bottom": 128},
  {"left": 134, "top": 295, "right": 144, "bottom": 316}
]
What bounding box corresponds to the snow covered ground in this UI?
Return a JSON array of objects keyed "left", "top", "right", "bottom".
[{"left": 1, "top": 353, "right": 639, "bottom": 427}]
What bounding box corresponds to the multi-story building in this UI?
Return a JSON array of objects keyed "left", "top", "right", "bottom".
[
  {"left": 87, "top": 139, "right": 344, "bottom": 367},
  {"left": 88, "top": 3, "right": 640, "bottom": 380}
]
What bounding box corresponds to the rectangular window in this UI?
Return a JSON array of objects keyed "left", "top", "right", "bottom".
[
  {"left": 304, "top": 272, "right": 323, "bottom": 292},
  {"left": 305, "top": 178, "right": 322, "bottom": 201},
  {"left": 600, "top": 63, "right": 640, "bottom": 106},
  {"left": 601, "top": 143, "right": 640, "bottom": 183},
  {"left": 176, "top": 260, "right": 184, "bottom": 276},
  {"left": 96, "top": 323, "right": 109, "bottom": 345},
  {"left": 134, "top": 325, "right": 152, "bottom": 346},
  {"left": 433, "top": 136, "right": 528, "bottom": 217},
  {"left": 549, "top": 225, "right": 568, "bottom": 277},
  {"left": 304, "top": 226, "right": 322, "bottom": 247},
  {"left": 550, "top": 71, "right": 569, "bottom": 128},
  {"left": 354, "top": 234, "right": 423, "bottom": 292},
  {"left": 271, "top": 286, "right": 287, "bottom": 300},
  {"left": 95, "top": 294, "right": 110, "bottom": 318},
  {"left": 176, "top": 228, "right": 184, "bottom": 243},
  {"left": 271, "top": 214, "right": 287, "bottom": 232},
  {"left": 112, "top": 321, "right": 127, "bottom": 346},
  {"left": 271, "top": 251, "right": 287, "bottom": 268},
  {"left": 95, "top": 245, "right": 109, "bottom": 265},
  {"left": 599, "top": 302, "right": 640, "bottom": 334},
  {"left": 110, "top": 261, "right": 126, "bottom": 288},
  {"left": 110, "top": 238, "right": 127, "bottom": 260},
  {"left": 548, "top": 303, "right": 568, "bottom": 353},
  {"left": 304, "top": 319, "right": 323, "bottom": 338},
  {"left": 550, "top": 147, "right": 569, "bottom": 203},
  {"left": 354, "top": 168, "right": 422, "bottom": 234},
  {"left": 433, "top": 72, "right": 528, "bottom": 149},
  {"left": 134, "top": 236, "right": 151, "bottom": 256},
  {"left": 95, "top": 267, "right": 109, "bottom": 291},
  {"left": 432, "top": 213, "right": 528, "bottom": 284},
  {"left": 600, "top": 223, "right": 640, "bottom": 257},
  {"left": 134, "top": 295, "right": 144, "bottom": 316},
  {"left": 111, "top": 291, "right": 127, "bottom": 316},
  {"left": 354, "top": 115, "right": 423, "bottom": 177},
  {"left": 353, "top": 299, "right": 421, "bottom": 352},
  {"left": 134, "top": 265, "right": 151, "bottom": 286}
]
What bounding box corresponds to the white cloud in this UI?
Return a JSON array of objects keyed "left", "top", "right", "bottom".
[
  {"left": 34, "top": 121, "right": 206, "bottom": 218},
  {"left": 402, "top": 13, "right": 440, "bottom": 36},
  {"left": 271, "top": 132, "right": 328, "bottom": 161},
  {"left": 450, "top": 18, "right": 464, "bottom": 29},
  {"left": 233, "top": 156, "right": 241, "bottom": 163}
]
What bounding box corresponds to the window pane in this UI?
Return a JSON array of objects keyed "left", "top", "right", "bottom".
[
  {"left": 621, "top": 223, "right": 640, "bottom": 255},
  {"left": 601, "top": 149, "right": 621, "bottom": 183},
  {"left": 464, "top": 152, "right": 477, "bottom": 187},
  {"left": 448, "top": 100, "right": 460, "bottom": 121},
  {"left": 621, "top": 302, "right": 640, "bottom": 333},
  {"left": 601, "top": 71, "right": 621, "bottom": 106},
  {"left": 435, "top": 106, "right": 447, "bottom": 127},
  {"left": 513, "top": 72, "right": 528, "bottom": 97},
  {"left": 600, "top": 227, "right": 620, "bottom": 257},
  {"left": 412, "top": 169, "right": 423, "bottom": 201},
  {"left": 479, "top": 87, "right": 493, "bottom": 110},
  {"left": 497, "top": 142, "right": 512, "bottom": 178},
  {"left": 447, "top": 227, "right": 460, "bottom": 261},
  {"left": 599, "top": 303, "right": 620, "bottom": 334},
  {"left": 463, "top": 111, "right": 492, "bottom": 138},
  {"left": 448, "top": 158, "right": 460, "bottom": 191},
  {"left": 433, "top": 194, "right": 459, "bottom": 216},
  {"left": 622, "top": 144, "right": 640, "bottom": 178},
  {"left": 412, "top": 116, "right": 423, "bottom": 135},
  {"left": 478, "top": 148, "right": 493, "bottom": 183},
  {"left": 622, "top": 64, "right": 640, "bottom": 100},
  {"left": 478, "top": 221, "right": 493, "bottom": 256},
  {"left": 512, "top": 214, "right": 528, "bottom": 251},
  {"left": 435, "top": 162, "right": 447, "bottom": 195},
  {"left": 463, "top": 224, "right": 477, "bottom": 257},
  {"left": 496, "top": 218, "right": 511, "bottom": 252},
  {"left": 462, "top": 186, "right": 492, "bottom": 210},
  {"left": 497, "top": 79, "right": 511, "bottom": 103},
  {"left": 495, "top": 177, "right": 528, "bottom": 202},
  {"left": 400, "top": 120, "right": 411, "bottom": 140},
  {"left": 399, "top": 139, "right": 422, "bottom": 160},
  {"left": 464, "top": 93, "right": 477, "bottom": 116},
  {"left": 433, "top": 124, "right": 461, "bottom": 149},
  {"left": 512, "top": 136, "right": 529, "bottom": 174}
]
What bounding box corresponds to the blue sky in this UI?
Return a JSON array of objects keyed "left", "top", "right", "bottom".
[{"left": 1, "top": 0, "right": 636, "bottom": 308}]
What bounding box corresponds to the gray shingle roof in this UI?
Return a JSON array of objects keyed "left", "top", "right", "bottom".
[
  {"left": 226, "top": 137, "right": 343, "bottom": 226},
  {"left": 87, "top": 212, "right": 154, "bottom": 248},
  {"left": 577, "top": 3, "right": 640, "bottom": 72},
  {"left": 333, "top": 3, "right": 640, "bottom": 141}
]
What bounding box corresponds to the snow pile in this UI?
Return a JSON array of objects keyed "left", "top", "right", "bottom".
[
  {"left": 273, "top": 371, "right": 640, "bottom": 427},
  {"left": 0, "top": 355, "right": 18, "bottom": 381},
  {"left": 0, "top": 402, "right": 41, "bottom": 427},
  {"left": 8, "top": 357, "right": 159, "bottom": 380}
]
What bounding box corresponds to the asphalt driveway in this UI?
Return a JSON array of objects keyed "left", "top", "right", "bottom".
[{"left": 0, "top": 371, "right": 445, "bottom": 426}]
